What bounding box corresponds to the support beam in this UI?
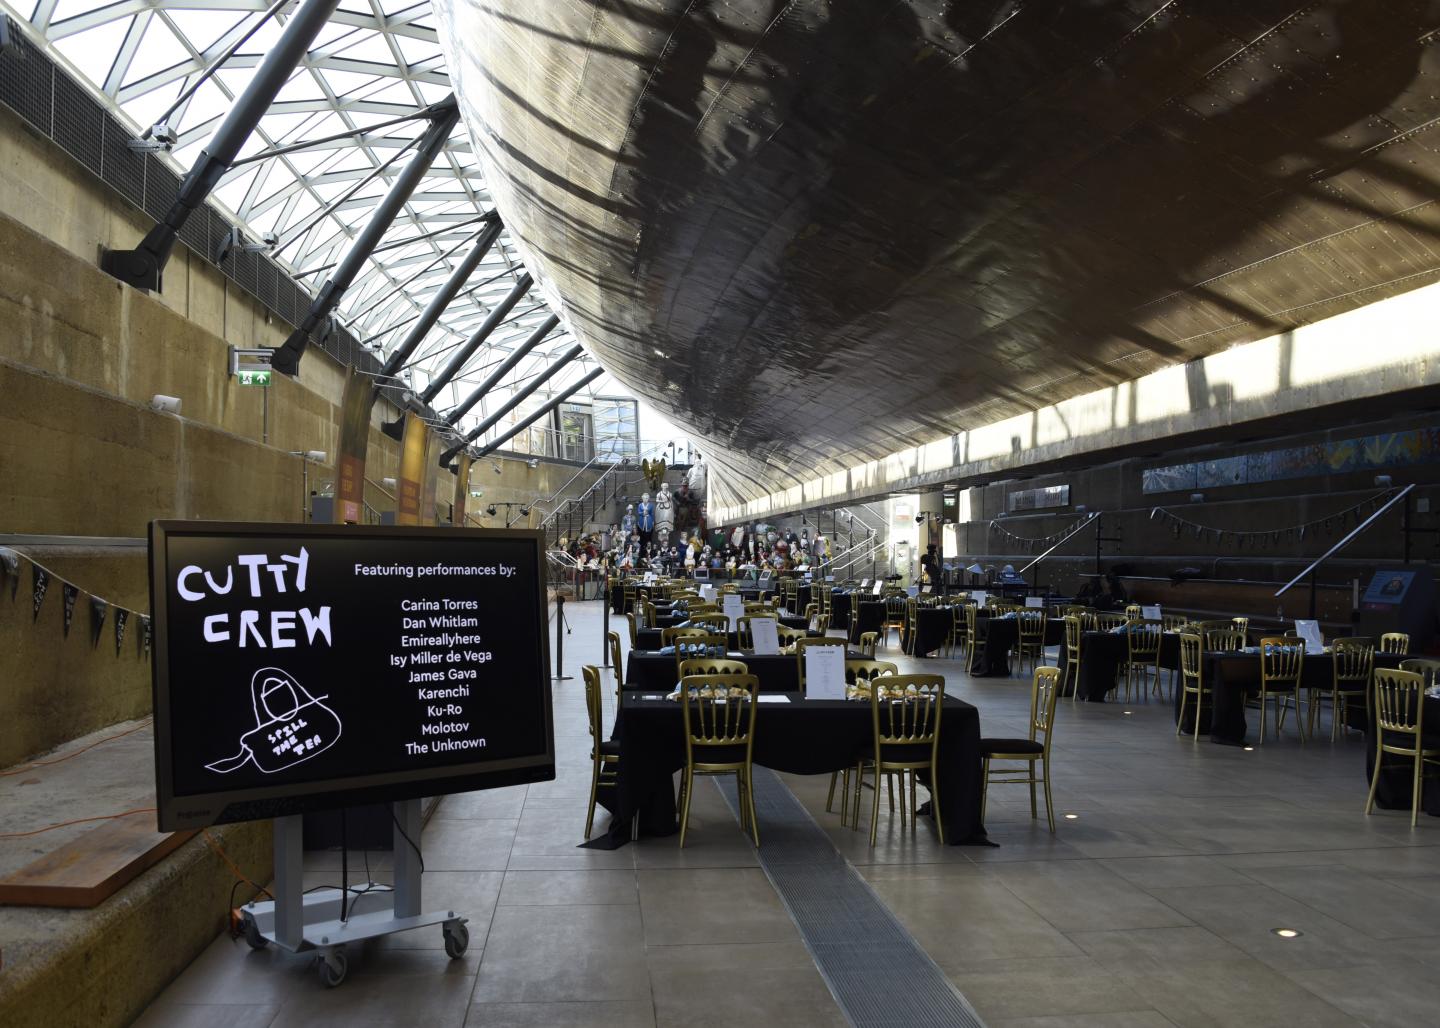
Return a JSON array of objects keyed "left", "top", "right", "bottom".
[
  {"left": 270, "top": 96, "right": 461, "bottom": 376},
  {"left": 418, "top": 272, "right": 533, "bottom": 403},
  {"left": 438, "top": 344, "right": 585, "bottom": 466},
  {"left": 444, "top": 314, "right": 559, "bottom": 425},
  {"left": 377, "top": 215, "right": 503, "bottom": 383},
  {"left": 100, "top": 0, "right": 342, "bottom": 291},
  {"left": 473, "top": 368, "right": 606, "bottom": 461}
]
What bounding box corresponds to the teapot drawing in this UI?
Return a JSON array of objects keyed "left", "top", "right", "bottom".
[{"left": 206, "top": 667, "right": 343, "bottom": 775}]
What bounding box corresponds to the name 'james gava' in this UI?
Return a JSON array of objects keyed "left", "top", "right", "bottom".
[{"left": 176, "top": 547, "right": 332, "bottom": 648}]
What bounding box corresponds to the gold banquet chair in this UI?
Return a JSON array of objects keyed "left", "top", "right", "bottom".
[
  {"left": 776, "top": 624, "right": 808, "bottom": 652},
  {"left": 858, "top": 631, "right": 880, "bottom": 657},
  {"left": 1257, "top": 636, "right": 1306, "bottom": 744},
  {"left": 1014, "top": 609, "right": 1047, "bottom": 677},
  {"left": 678, "top": 673, "right": 761, "bottom": 847},
  {"left": 607, "top": 630, "right": 624, "bottom": 703},
  {"left": 1062, "top": 615, "right": 1083, "bottom": 705},
  {"left": 826, "top": 659, "right": 900, "bottom": 821},
  {"left": 1365, "top": 668, "right": 1440, "bottom": 828},
  {"left": 1310, "top": 637, "right": 1373, "bottom": 741},
  {"left": 964, "top": 604, "right": 985, "bottom": 672},
  {"left": 851, "top": 674, "right": 947, "bottom": 845},
  {"left": 1380, "top": 632, "right": 1411, "bottom": 655},
  {"left": 581, "top": 665, "right": 619, "bottom": 839},
  {"left": 678, "top": 657, "right": 749, "bottom": 679},
  {"left": 689, "top": 614, "right": 731, "bottom": 634},
  {"left": 1122, "top": 620, "right": 1163, "bottom": 703},
  {"left": 674, "top": 632, "right": 730, "bottom": 675},
  {"left": 1175, "top": 633, "right": 1209, "bottom": 744},
  {"left": 980, "top": 667, "right": 1062, "bottom": 832}
]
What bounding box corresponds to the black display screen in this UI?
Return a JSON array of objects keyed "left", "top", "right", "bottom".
[{"left": 149, "top": 522, "right": 554, "bottom": 830}]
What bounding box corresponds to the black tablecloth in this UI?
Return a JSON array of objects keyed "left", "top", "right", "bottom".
[
  {"left": 831, "top": 592, "right": 853, "bottom": 630},
  {"left": 1054, "top": 631, "right": 1183, "bottom": 702},
  {"left": 850, "top": 600, "right": 888, "bottom": 643},
  {"left": 635, "top": 614, "right": 812, "bottom": 651},
  {"left": 594, "top": 692, "right": 989, "bottom": 847},
  {"left": 1171, "top": 651, "right": 1404, "bottom": 745},
  {"left": 911, "top": 607, "right": 956, "bottom": 657},
  {"left": 969, "top": 616, "right": 1065, "bottom": 677},
  {"left": 1365, "top": 694, "right": 1440, "bottom": 817},
  {"left": 625, "top": 650, "right": 861, "bottom": 693}
]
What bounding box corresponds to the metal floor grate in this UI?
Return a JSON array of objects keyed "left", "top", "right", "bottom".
[{"left": 715, "top": 768, "right": 985, "bottom": 1028}]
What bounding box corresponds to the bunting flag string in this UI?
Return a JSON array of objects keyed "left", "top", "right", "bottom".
[
  {"left": 988, "top": 513, "right": 1096, "bottom": 553},
  {"left": 1148, "top": 488, "right": 1396, "bottom": 549},
  {"left": 0, "top": 546, "right": 150, "bottom": 661}
]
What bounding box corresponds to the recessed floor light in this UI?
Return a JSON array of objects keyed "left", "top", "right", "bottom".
[
  {"left": 1243, "top": 746, "right": 1255, "bottom": 751},
  {"left": 1064, "top": 813, "right": 1079, "bottom": 820},
  {"left": 1123, "top": 710, "right": 1133, "bottom": 715},
  {"left": 1270, "top": 928, "right": 1303, "bottom": 938}
]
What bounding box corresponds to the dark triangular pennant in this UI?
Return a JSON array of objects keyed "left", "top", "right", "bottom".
[
  {"left": 62, "top": 582, "right": 79, "bottom": 636},
  {"left": 114, "top": 608, "right": 129, "bottom": 655},
  {"left": 33, "top": 564, "right": 49, "bottom": 621},
  {"left": 139, "top": 615, "right": 152, "bottom": 659},
  {"left": 90, "top": 595, "right": 108, "bottom": 647},
  {"left": 0, "top": 547, "right": 18, "bottom": 600}
]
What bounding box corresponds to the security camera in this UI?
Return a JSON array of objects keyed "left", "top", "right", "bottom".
[
  {"left": 526, "top": 458, "right": 539, "bottom": 469},
  {"left": 150, "top": 394, "right": 182, "bottom": 414},
  {"left": 492, "top": 463, "right": 503, "bottom": 475},
  {"left": 486, "top": 505, "right": 497, "bottom": 516},
  {"left": 519, "top": 507, "right": 530, "bottom": 517},
  {"left": 258, "top": 230, "right": 279, "bottom": 248}
]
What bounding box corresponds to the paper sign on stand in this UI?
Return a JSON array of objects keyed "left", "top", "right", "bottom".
[
  {"left": 872, "top": 582, "right": 884, "bottom": 596},
  {"left": 1294, "top": 619, "right": 1324, "bottom": 651},
  {"left": 860, "top": 578, "right": 871, "bottom": 588},
  {"left": 805, "top": 645, "right": 847, "bottom": 699},
  {"left": 971, "top": 590, "right": 988, "bottom": 607},
  {"left": 907, "top": 585, "right": 920, "bottom": 597},
  {"left": 722, "top": 593, "right": 744, "bottom": 631},
  {"left": 1142, "top": 604, "right": 1162, "bottom": 621},
  {"left": 750, "top": 617, "right": 780, "bottom": 655},
  {"left": 699, "top": 584, "right": 716, "bottom": 602},
  {"left": 1025, "top": 596, "right": 1044, "bottom": 608}
]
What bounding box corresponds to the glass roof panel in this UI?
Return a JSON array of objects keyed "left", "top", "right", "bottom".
[{"left": 2, "top": 0, "right": 644, "bottom": 453}]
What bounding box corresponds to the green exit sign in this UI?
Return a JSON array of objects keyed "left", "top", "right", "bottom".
[{"left": 237, "top": 370, "right": 271, "bottom": 386}]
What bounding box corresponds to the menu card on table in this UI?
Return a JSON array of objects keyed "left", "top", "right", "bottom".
[
  {"left": 805, "top": 646, "right": 847, "bottom": 700},
  {"left": 907, "top": 585, "right": 920, "bottom": 597},
  {"left": 722, "top": 593, "right": 744, "bottom": 630},
  {"left": 872, "top": 582, "right": 884, "bottom": 596},
  {"left": 1025, "top": 596, "right": 1044, "bottom": 608},
  {"left": 971, "top": 590, "right": 988, "bottom": 607},
  {"left": 699, "top": 583, "right": 716, "bottom": 602},
  {"left": 750, "top": 617, "right": 780, "bottom": 655},
  {"left": 1294, "top": 619, "right": 1324, "bottom": 651},
  {"left": 1142, "top": 604, "right": 1162, "bottom": 621}
]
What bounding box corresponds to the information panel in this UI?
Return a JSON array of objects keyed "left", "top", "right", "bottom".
[{"left": 149, "top": 522, "right": 555, "bottom": 830}]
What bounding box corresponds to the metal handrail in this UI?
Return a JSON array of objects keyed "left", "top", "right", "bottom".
[
  {"left": 831, "top": 538, "right": 888, "bottom": 575},
  {"left": 1018, "top": 512, "right": 1101, "bottom": 575},
  {"left": 1275, "top": 485, "right": 1412, "bottom": 604},
  {"left": 536, "top": 440, "right": 670, "bottom": 529}
]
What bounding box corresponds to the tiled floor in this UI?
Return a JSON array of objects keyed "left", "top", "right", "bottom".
[{"left": 137, "top": 601, "right": 1440, "bottom": 1027}]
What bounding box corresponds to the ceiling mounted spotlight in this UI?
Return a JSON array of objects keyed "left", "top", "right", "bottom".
[
  {"left": 486, "top": 505, "right": 497, "bottom": 516},
  {"left": 527, "top": 458, "right": 539, "bottom": 469}
]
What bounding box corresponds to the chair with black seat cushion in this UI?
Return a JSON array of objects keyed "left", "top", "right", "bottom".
[
  {"left": 851, "top": 674, "right": 946, "bottom": 845},
  {"left": 858, "top": 631, "right": 879, "bottom": 657},
  {"left": 678, "top": 673, "right": 760, "bottom": 847},
  {"left": 980, "top": 666, "right": 1062, "bottom": 832},
  {"left": 1365, "top": 667, "right": 1440, "bottom": 828},
  {"left": 945, "top": 604, "right": 969, "bottom": 660},
  {"left": 582, "top": 665, "right": 619, "bottom": 839},
  {"left": 607, "top": 630, "right": 624, "bottom": 702},
  {"left": 964, "top": 604, "right": 985, "bottom": 672}
]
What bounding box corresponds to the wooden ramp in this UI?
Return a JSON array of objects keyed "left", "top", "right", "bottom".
[{"left": 0, "top": 812, "right": 193, "bottom": 908}]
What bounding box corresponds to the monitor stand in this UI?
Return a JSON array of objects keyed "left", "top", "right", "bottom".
[{"left": 236, "top": 797, "right": 468, "bottom": 987}]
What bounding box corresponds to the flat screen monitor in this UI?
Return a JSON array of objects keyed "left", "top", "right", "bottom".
[
  {"left": 149, "top": 521, "right": 555, "bottom": 831},
  {"left": 693, "top": 566, "right": 709, "bottom": 580}
]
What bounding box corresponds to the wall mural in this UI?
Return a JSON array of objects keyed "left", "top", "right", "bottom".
[{"left": 1142, "top": 426, "right": 1440, "bottom": 494}]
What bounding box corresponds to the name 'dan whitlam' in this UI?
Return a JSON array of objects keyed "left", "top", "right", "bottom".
[{"left": 176, "top": 546, "right": 332, "bottom": 648}]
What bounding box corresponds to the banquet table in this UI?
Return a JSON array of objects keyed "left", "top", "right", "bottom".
[
  {"left": 1364, "top": 692, "right": 1440, "bottom": 818},
  {"left": 970, "top": 614, "right": 1065, "bottom": 677},
  {"left": 909, "top": 607, "right": 956, "bottom": 657},
  {"left": 830, "top": 591, "right": 853, "bottom": 630},
  {"left": 849, "top": 600, "right": 888, "bottom": 643},
  {"left": 591, "top": 691, "right": 989, "bottom": 847},
  {"left": 1171, "top": 649, "right": 1405, "bottom": 745},
  {"left": 1057, "top": 630, "right": 1184, "bottom": 702},
  {"left": 635, "top": 614, "right": 811, "bottom": 651},
  {"left": 624, "top": 649, "right": 864, "bottom": 693}
]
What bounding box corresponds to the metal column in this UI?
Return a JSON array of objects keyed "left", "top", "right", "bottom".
[
  {"left": 418, "top": 273, "right": 534, "bottom": 403},
  {"left": 437, "top": 344, "right": 585, "bottom": 465},
  {"left": 444, "top": 314, "right": 559, "bottom": 425}
]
